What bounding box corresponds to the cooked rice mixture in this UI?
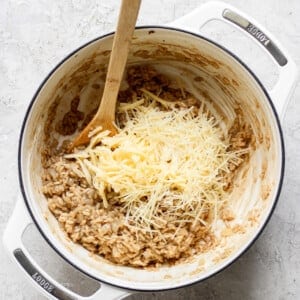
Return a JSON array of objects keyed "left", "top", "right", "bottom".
[{"left": 42, "top": 65, "right": 253, "bottom": 267}]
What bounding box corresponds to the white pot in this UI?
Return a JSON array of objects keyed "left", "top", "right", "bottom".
[{"left": 3, "top": 2, "right": 298, "bottom": 300}]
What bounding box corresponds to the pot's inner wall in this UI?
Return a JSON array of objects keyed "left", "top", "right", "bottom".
[{"left": 21, "top": 28, "right": 282, "bottom": 289}]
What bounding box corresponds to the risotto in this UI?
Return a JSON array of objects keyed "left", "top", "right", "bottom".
[{"left": 41, "top": 65, "right": 253, "bottom": 267}]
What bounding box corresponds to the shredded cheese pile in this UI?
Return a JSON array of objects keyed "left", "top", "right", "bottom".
[{"left": 66, "top": 94, "right": 242, "bottom": 232}]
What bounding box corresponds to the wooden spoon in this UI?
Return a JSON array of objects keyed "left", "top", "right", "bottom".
[{"left": 71, "top": 0, "right": 141, "bottom": 149}]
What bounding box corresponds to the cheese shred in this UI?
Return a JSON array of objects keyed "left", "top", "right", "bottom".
[{"left": 66, "top": 92, "right": 242, "bottom": 232}]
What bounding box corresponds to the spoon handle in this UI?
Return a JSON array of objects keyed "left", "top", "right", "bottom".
[{"left": 97, "top": 0, "right": 141, "bottom": 122}]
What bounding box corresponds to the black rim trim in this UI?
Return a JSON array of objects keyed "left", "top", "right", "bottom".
[{"left": 18, "top": 25, "right": 285, "bottom": 292}]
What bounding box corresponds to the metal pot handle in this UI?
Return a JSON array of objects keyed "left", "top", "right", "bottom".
[
  {"left": 2, "top": 197, "right": 130, "bottom": 300},
  {"left": 168, "top": 1, "right": 298, "bottom": 119}
]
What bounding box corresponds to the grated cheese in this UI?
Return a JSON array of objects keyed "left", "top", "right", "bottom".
[{"left": 66, "top": 92, "right": 243, "bottom": 232}]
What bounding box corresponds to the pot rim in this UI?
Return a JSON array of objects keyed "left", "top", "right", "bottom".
[{"left": 18, "top": 25, "right": 285, "bottom": 292}]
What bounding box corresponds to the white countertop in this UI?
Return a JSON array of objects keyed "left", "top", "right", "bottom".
[{"left": 0, "top": 0, "right": 299, "bottom": 299}]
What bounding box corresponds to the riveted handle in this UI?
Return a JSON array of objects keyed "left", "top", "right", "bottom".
[
  {"left": 222, "top": 9, "right": 287, "bottom": 66},
  {"left": 169, "top": 1, "right": 298, "bottom": 119},
  {"left": 3, "top": 198, "right": 130, "bottom": 300}
]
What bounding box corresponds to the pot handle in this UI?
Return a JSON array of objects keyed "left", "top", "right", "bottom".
[
  {"left": 168, "top": 1, "right": 298, "bottom": 119},
  {"left": 2, "top": 197, "right": 130, "bottom": 300}
]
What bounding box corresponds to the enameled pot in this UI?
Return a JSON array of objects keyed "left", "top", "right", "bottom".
[{"left": 3, "top": 2, "right": 298, "bottom": 300}]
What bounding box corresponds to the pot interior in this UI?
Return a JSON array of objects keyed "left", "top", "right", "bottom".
[{"left": 20, "top": 28, "right": 283, "bottom": 290}]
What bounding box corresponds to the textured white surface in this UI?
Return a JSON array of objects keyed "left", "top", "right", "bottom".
[{"left": 0, "top": 0, "right": 299, "bottom": 299}]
